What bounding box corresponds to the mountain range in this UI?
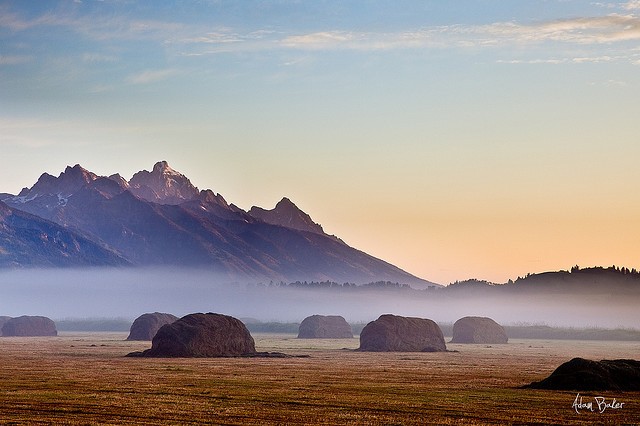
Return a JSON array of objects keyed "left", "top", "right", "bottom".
[{"left": 0, "top": 161, "right": 434, "bottom": 287}]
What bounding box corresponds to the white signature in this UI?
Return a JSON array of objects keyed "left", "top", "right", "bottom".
[{"left": 573, "top": 393, "right": 625, "bottom": 414}]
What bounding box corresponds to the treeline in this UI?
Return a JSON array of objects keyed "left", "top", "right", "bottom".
[
  {"left": 504, "top": 324, "right": 640, "bottom": 341},
  {"left": 56, "top": 318, "right": 132, "bottom": 332},
  {"left": 511, "top": 265, "right": 640, "bottom": 284},
  {"left": 247, "top": 280, "right": 420, "bottom": 291},
  {"left": 243, "top": 322, "right": 299, "bottom": 334},
  {"left": 241, "top": 265, "right": 640, "bottom": 297},
  {"left": 437, "top": 322, "right": 640, "bottom": 341},
  {"left": 252, "top": 265, "right": 640, "bottom": 294},
  {"left": 568, "top": 264, "right": 639, "bottom": 276}
]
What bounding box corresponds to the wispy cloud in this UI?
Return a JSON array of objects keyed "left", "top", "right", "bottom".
[
  {"left": 497, "top": 55, "right": 623, "bottom": 65},
  {"left": 0, "top": 6, "right": 185, "bottom": 42},
  {"left": 623, "top": 1, "right": 640, "bottom": 10},
  {"left": 482, "top": 15, "right": 640, "bottom": 44},
  {"left": 497, "top": 58, "right": 568, "bottom": 65},
  {"left": 280, "top": 29, "right": 459, "bottom": 50},
  {"left": 82, "top": 53, "right": 119, "bottom": 63},
  {"left": 0, "top": 55, "right": 33, "bottom": 65},
  {"left": 282, "top": 31, "right": 357, "bottom": 49},
  {"left": 571, "top": 55, "right": 616, "bottom": 63},
  {"left": 182, "top": 30, "right": 244, "bottom": 45},
  {"left": 175, "top": 28, "right": 281, "bottom": 57},
  {"left": 279, "top": 15, "right": 640, "bottom": 52},
  {"left": 5, "top": 2, "right": 640, "bottom": 67},
  {"left": 603, "top": 79, "right": 628, "bottom": 86},
  {"left": 0, "top": 8, "right": 34, "bottom": 31},
  {"left": 126, "top": 69, "right": 177, "bottom": 85}
]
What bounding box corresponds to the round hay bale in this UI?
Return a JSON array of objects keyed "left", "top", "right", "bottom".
[
  {"left": 359, "top": 314, "right": 446, "bottom": 352},
  {"left": 525, "top": 357, "right": 640, "bottom": 391},
  {"left": 126, "top": 312, "right": 178, "bottom": 341},
  {"left": 298, "top": 315, "right": 353, "bottom": 338},
  {"left": 1, "top": 316, "right": 57, "bottom": 337},
  {"left": 450, "top": 316, "right": 508, "bottom": 344},
  {"left": 138, "top": 312, "right": 256, "bottom": 357}
]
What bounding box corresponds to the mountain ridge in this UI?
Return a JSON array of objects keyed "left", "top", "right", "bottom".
[
  {"left": 0, "top": 200, "right": 129, "bottom": 267},
  {"left": 1, "top": 161, "right": 435, "bottom": 287},
  {"left": 248, "top": 197, "right": 325, "bottom": 235}
]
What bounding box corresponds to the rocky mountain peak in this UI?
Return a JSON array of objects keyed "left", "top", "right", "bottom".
[
  {"left": 107, "top": 174, "right": 131, "bottom": 190},
  {"left": 129, "top": 161, "right": 200, "bottom": 205},
  {"left": 275, "top": 197, "right": 296, "bottom": 210},
  {"left": 64, "top": 164, "right": 97, "bottom": 183},
  {"left": 248, "top": 197, "right": 325, "bottom": 235},
  {"left": 16, "top": 164, "right": 98, "bottom": 200},
  {"left": 198, "top": 189, "right": 230, "bottom": 208},
  {"left": 153, "top": 160, "right": 172, "bottom": 173}
]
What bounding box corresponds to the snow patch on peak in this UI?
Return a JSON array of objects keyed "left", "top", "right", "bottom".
[
  {"left": 11, "top": 192, "right": 39, "bottom": 204},
  {"left": 57, "top": 193, "right": 68, "bottom": 207}
]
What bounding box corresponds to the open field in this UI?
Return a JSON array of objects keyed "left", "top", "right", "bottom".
[{"left": 0, "top": 333, "right": 638, "bottom": 425}]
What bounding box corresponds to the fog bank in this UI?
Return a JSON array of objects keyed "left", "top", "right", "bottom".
[{"left": 0, "top": 268, "right": 637, "bottom": 328}]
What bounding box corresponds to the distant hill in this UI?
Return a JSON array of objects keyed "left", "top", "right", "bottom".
[
  {"left": 446, "top": 266, "right": 640, "bottom": 294},
  {"left": 1, "top": 161, "right": 434, "bottom": 287}
]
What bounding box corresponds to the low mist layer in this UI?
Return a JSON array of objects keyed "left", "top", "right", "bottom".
[{"left": 0, "top": 268, "right": 637, "bottom": 329}]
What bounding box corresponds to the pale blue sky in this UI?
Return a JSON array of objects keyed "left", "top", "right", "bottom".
[{"left": 2, "top": 0, "right": 640, "bottom": 284}]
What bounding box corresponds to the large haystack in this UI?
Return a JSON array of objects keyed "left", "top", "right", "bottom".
[
  {"left": 525, "top": 357, "right": 640, "bottom": 391},
  {"left": 127, "top": 312, "right": 178, "bottom": 341},
  {"left": 136, "top": 313, "right": 256, "bottom": 357},
  {"left": 297, "top": 315, "right": 353, "bottom": 339},
  {"left": 450, "top": 316, "right": 508, "bottom": 344},
  {"left": 1, "top": 316, "right": 57, "bottom": 337},
  {"left": 359, "top": 314, "right": 446, "bottom": 352}
]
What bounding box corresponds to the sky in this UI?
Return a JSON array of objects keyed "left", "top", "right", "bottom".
[{"left": 2, "top": 0, "right": 640, "bottom": 285}]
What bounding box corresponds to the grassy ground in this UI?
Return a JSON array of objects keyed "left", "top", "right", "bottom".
[{"left": 0, "top": 333, "right": 638, "bottom": 425}]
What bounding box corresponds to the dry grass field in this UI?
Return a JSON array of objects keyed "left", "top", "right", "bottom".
[{"left": 0, "top": 332, "right": 638, "bottom": 425}]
